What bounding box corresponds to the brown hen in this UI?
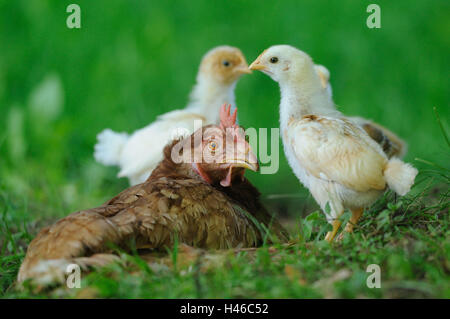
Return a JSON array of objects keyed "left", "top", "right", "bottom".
[{"left": 18, "top": 104, "right": 287, "bottom": 285}]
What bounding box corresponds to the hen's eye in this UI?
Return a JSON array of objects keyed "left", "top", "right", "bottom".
[
  {"left": 270, "top": 57, "right": 278, "bottom": 64},
  {"left": 222, "top": 60, "right": 230, "bottom": 67}
]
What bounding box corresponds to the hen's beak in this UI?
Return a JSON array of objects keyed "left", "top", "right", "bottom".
[
  {"left": 229, "top": 159, "right": 259, "bottom": 172},
  {"left": 249, "top": 59, "right": 266, "bottom": 71},
  {"left": 220, "top": 139, "right": 259, "bottom": 187},
  {"left": 226, "top": 151, "right": 259, "bottom": 172}
]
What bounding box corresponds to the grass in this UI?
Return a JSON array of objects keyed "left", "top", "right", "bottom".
[
  {"left": 0, "top": 0, "right": 449, "bottom": 298},
  {"left": 1, "top": 171, "right": 449, "bottom": 298}
]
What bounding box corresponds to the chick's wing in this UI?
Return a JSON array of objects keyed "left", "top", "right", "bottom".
[{"left": 289, "top": 116, "right": 388, "bottom": 192}]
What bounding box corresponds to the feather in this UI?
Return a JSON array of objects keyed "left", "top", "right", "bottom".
[{"left": 290, "top": 116, "right": 387, "bottom": 193}]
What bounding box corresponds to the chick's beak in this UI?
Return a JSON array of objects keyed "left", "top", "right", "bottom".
[
  {"left": 236, "top": 64, "right": 252, "bottom": 74},
  {"left": 249, "top": 59, "right": 266, "bottom": 71},
  {"left": 235, "top": 58, "right": 252, "bottom": 74}
]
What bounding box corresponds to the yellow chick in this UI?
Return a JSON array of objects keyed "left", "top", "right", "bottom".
[
  {"left": 94, "top": 46, "right": 251, "bottom": 185},
  {"left": 250, "top": 45, "right": 418, "bottom": 241}
]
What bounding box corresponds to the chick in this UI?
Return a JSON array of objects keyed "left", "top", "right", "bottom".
[
  {"left": 314, "top": 64, "right": 406, "bottom": 158},
  {"left": 94, "top": 46, "right": 251, "bottom": 185},
  {"left": 250, "top": 45, "right": 418, "bottom": 241},
  {"left": 314, "top": 64, "right": 333, "bottom": 97}
]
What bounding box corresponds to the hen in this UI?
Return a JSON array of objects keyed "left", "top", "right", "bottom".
[
  {"left": 94, "top": 46, "right": 251, "bottom": 185},
  {"left": 312, "top": 64, "right": 406, "bottom": 158},
  {"left": 250, "top": 45, "right": 418, "bottom": 241},
  {"left": 18, "top": 104, "right": 287, "bottom": 285}
]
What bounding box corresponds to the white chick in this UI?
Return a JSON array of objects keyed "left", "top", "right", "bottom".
[
  {"left": 250, "top": 45, "right": 418, "bottom": 241},
  {"left": 94, "top": 46, "right": 251, "bottom": 185}
]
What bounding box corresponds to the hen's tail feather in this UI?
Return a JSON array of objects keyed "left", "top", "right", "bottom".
[
  {"left": 16, "top": 208, "right": 132, "bottom": 285},
  {"left": 94, "top": 129, "right": 129, "bottom": 166},
  {"left": 17, "top": 254, "right": 120, "bottom": 287},
  {"left": 384, "top": 158, "right": 418, "bottom": 196}
]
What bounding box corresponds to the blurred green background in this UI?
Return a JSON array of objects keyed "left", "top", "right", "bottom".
[{"left": 0, "top": 0, "right": 448, "bottom": 218}]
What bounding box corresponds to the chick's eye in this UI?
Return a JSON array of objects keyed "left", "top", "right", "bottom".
[
  {"left": 222, "top": 60, "right": 230, "bottom": 67},
  {"left": 270, "top": 57, "right": 278, "bottom": 64}
]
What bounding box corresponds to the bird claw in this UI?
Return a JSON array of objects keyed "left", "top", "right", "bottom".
[{"left": 220, "top": 103, "right": 237, "bottom": 129}]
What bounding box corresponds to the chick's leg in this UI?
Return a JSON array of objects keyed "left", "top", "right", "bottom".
[
  {"left": 344, "top": 208, "right": 364, "bottom": 233},
  {"left": 323, "top": 199, "right": 344, "bottom": 243},
  {"left": 336, "top": 208, "right": 364, "bottom": 241},
  {"left": 325, "top": 219, "right": 342, "bottom": 242}
]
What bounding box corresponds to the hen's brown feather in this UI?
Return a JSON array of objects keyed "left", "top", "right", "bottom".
[{"left": 18, "top": 138, "right": 287, "bottom": 284}]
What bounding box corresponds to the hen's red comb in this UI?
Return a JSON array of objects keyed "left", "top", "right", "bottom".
[{"left": 220, "top": 103, "right": 237, "bottom": 129}]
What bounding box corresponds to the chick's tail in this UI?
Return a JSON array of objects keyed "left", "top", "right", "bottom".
[
  {"left": 94, "top": 129, "right": 129, "bottom": 166},
  {"left": 384, "top": 158, "right": 418, "bottom": 196}
]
